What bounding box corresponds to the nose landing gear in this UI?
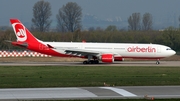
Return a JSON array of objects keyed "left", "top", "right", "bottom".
[{"left": 156, "top": 59, "right": 160, "bottom": 65}]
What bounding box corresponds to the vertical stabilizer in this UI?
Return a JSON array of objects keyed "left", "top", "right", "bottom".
[
  {"left": 10, "top": 18, "right": 63, "bottom": 56},
  {"left": 10, "top": 19, "right": 38, "bottom": 43}
]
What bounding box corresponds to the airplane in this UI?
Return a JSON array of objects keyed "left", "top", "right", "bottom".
[{"left": 9, "top": 19, "right": 176, "bottom": 64}]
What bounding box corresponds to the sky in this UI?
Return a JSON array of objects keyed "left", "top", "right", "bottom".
[{"left": 0, "top": 0, "right": 180, "bottom": 28}]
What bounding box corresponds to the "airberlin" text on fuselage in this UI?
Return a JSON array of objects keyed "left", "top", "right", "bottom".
[{"left": 127, "top": 46, "right": 156, "bottom": 53}]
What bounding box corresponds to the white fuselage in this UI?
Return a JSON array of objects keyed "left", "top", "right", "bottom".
[{"left": 43, "top": 42, "right": 176, "bottom": 59}]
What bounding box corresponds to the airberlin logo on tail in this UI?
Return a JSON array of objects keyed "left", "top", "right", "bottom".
[
  {"left": 12, "top": 23, "right": 27, "bottom": 42},
  {"left": 127, "top": 46, "right": 156, "bottom": 53}
]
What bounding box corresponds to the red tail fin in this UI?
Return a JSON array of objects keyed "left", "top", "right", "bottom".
[
  {"left": 10, "top": 19, "right": 42, "bottom": 50},
  {"left": 10, "top": 19, "right": 38, "bottom": 43},
  {"left": 10, "top": 19, "right": 63, "bottom": 56}
]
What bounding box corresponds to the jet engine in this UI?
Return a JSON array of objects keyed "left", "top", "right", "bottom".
[{"left": 100, "top": 54, "right": 114, "bottom": 63}]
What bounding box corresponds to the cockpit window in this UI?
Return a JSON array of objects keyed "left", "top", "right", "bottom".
[{"left": 166, "top": 48, "right": 172, "bottom": 50}]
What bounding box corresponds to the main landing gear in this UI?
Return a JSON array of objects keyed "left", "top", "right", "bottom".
[
  {"left": 83, "top": 55, "right": 99, "bottom": 64},
  {"left": 83, "top": 60, "right": 99, "bottom": 64},
  {"left": 156, "top": 59, "right": 160, "bottom": 65}
]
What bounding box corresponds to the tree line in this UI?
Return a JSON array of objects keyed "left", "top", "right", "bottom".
[
  {"left": 31, "top": 0, "right": 82, "bottom": 32},
  {"left": 31, "top": 0, "right": 154, "bottom": 32},
  {"left": 0, "top": 0, "right": 179, "bottom": 32},
  {"left": 128, "top": 12, "right": 153, "bottom": 31},
  {"left": 1, "top": 27, "right": 180, "bottom": 51}
]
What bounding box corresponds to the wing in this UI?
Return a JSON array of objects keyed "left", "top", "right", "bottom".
[
  {"left": 64, "top": 49, "right": 121, "bottom": 58},
  {"left": 46, "top": 43, "right": 119, "bottom": 57},
  {"left": 45, "top": 43, "right": 100, "bottom": 57},
  {"left": 64, "top": 49, "right": 100, "bottom": 57}
]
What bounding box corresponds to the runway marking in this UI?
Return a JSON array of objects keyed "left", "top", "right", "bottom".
[
  {"left": 0, "top": 88, "right": 97, "bottom": 99},
  {"left": 100, "top": 87, "right": 137, "bottom": 97}
]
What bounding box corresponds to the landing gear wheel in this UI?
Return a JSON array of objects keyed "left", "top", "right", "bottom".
[
  {"left": 94, "top": 60, "right": 99, "bottom": 64},
  {"left": 83, "top": 61, "right": 88, "bottom": 64},
  {"left": 83, "top": 60, "right": 99, "bottom": 64},
  {"left": 89, "top": 60, "right": 94, "bottom": 64},
  {"left": 156, "top": 61, "right": 160, "bottom": 65},
  {"left": 156, "top": 60, "right": 160, "bottom": 65}
]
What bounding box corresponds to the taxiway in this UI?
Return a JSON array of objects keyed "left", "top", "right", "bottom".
[
  {"left": 1, "top": 86, "right": 180, "bottom": 100},
  {"left": 0, "top": 61, "right": 179, "bottom": 66}
]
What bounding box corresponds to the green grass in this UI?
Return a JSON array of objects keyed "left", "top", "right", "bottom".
[
  {"left": 0, "top": 66, "right": 180, "bottom": 88},
  {"left": 66, "top": 99, "right": 180, "bottom": 101},
  {"left": 25, "top": 99, "right": 180, "bottom": 101}
]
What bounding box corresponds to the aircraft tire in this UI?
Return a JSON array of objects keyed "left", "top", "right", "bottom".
[
  {"left": 156, "top": 61, "right": 160, "bottom": 65},
  {"left": 83, "top": 61, "right": 88, "bottom": 64},
  {"left": 94, "top": 60, "right": 99, "bottom": 64}
]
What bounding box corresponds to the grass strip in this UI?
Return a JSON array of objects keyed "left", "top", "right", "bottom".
[
  {"left": 0, "top": 66, "right": 180, "bottom": 88},
  {"left": 24, "top": 99, "right": 180, "bottom": 101}
]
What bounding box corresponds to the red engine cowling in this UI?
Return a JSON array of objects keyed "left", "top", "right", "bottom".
[
  {"left": 114, "top": 57, "right": 124, "bottom": 61},
  {"left": 101, "top": 54, "right": 114, "bottom": 63}
]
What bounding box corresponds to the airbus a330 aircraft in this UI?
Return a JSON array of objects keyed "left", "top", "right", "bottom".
[{"left": 9, "top": 19, "right": 176, "bottom": 64}]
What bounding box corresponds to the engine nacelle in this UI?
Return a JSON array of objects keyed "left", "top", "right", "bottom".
[
  {"left": 101, "top": 54, "right": 114, "bottom": 63},
  {"left": 114, "top": 57, "right": 124, "bottom": 61}
]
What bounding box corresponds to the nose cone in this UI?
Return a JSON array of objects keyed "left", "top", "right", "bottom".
[
  {"left": 165, "top": 49, "right": 176, "bottom": 57},
  {"left": 172, "top": 50, "right": 176, "bottom": 55}
]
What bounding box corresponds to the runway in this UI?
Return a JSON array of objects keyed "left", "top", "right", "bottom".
[
  {"left": 0, "top": 61, "right": 180, "bottom": 66},
  {"left": 0, "top": 61, "right": 180, "bottom": 100},
  {"left": 1, "top": 86, "right": 180, "bottom": 100}
]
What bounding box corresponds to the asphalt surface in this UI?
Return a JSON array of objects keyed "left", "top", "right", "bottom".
[
  {"left": 1, "top": 86, "right": 180, "bottom": 100},
  {"left": 0, "top": 61, "right": 180, "bottom": 66},
  {"left": 0, "top": 61, "right": 180, "bottom": 100}
]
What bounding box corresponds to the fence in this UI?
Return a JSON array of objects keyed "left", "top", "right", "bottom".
[{"left": 0, "top": 50, "right": 51, "bottom": 57}]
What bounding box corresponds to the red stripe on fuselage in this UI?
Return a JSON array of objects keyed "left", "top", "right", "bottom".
[{"left": 118, "top": 56, "right": 164, "bottom": 60}]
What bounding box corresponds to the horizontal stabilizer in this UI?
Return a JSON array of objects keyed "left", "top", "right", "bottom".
[
  {"left": 11, "top": 41, "right": 28, "bottom": 48},
  {"left": 4, "top": 40, "right": 12, "bottom": 43},
  {"left": 47, "top": 44, "right": 55, "bottom": 49}
]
